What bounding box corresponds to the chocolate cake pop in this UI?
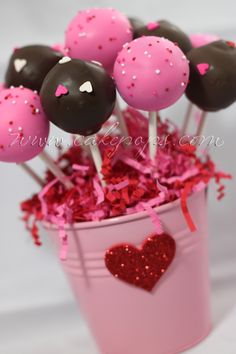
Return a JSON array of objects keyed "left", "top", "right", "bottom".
[
  {"left": 65, "top": 8, "right": 132, "bottom": 73},
  {"left": 186, "top": 40, "right": 236, "bottom": 111},
  {"left": 135, "top": 20, "right": 192, "bottom": 54},
  {"left": 128, "top": 17, "right": 145, "bottom": 39},
  {"left": 40, "top": 58, "right": 116, "bottom": 136},
  {"left": 5, "top": 45, "right": 63, "bottom": 92},
  {"left": 0, "top": 87, "right": 49, "bottom": 163}
]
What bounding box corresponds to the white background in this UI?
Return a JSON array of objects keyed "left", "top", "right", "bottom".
[{"left": 0, "top": 0, "right": 236, "bottom": 353}]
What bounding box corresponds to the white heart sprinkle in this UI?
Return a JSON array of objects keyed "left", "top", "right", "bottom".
[
  {"left": 59, "top": 56, "right": 71, "bottom": 64},
  {"left": 14, "top": 59, "right": 27, "bottom": 73},
  {"left": 91, "top": 60, "right": 103, "bottom": 67},
  {"left": 79, "top": 81, "right": 93, "bottom": 93}
]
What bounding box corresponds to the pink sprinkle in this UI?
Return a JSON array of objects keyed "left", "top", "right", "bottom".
[
  {"left": 55, "top": 84, "right": 68, "bottom": 97},
  {"left": 197, "top": 63, "right": 210, "bottom": 76},
  {"left": 147, "top": 22, "right": 160, "bottom": 31}
]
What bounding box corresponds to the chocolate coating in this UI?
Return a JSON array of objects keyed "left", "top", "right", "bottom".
[
  {"left": 40, "top": 59, "right": 116, "bottom": 136},
  {"left": 186, "top": 40, "right": 236, "bottom": 111},
  {"left": 128, "top": 17, "right": 145, "bottom": 39},
  {"left": 135, "top": 20, "right": 192, "bottom": 54},
  {"left": 5, "top": 45, "right": 63, "bottom": 91}
]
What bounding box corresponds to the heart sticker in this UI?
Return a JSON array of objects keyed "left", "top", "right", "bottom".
[
  {"left": 197, "top": 63, "right": 210, "bottom": 76},
  {"left": 55, "top": 84, "right": 68, "bottom": 97},
  {"left": 105, "top": 234, "right": 176, "bottom": 292},
  {"left": 79, "top": 81, "right": 93, "bottom": 93},
  {"left": 14, "top": 59, "right": 27, "bottom": 73},
  {"left": 59, "top": 56, "right": 72, "bottom": 64}
]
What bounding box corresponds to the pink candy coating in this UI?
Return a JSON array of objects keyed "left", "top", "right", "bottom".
[
  {"left": 65, "top": 8, "right": 132, "bottom": 73},
  {"left": 0, "top": 87, "right": 49, "bottom": 163},
  {"left": 114, "top": 36, "right": 190, "bottom": 111},
  {"left": 190, "top": 33, "right": 220, "bottom": 48}
]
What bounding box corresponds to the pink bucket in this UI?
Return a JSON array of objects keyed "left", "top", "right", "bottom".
[{"left": 45, "top": 188, "right": 211, "bottom": 354}]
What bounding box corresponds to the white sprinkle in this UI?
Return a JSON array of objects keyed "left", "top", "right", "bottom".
[
  {"left": 34, "top": 90, "right": 38, "bottom": 94},
  {"left": 19, "top": 85, "right": 23, "bottom": 89},
  {"left": 127, "top": 49, "right": 131, "bottom": 53},
  {"left": 59, "top": 56, "right": 71, "bottom": 65},
  {"left": 12, "top": 100, "right": 16, "bottom": 104},
  {"left": 8, "top": 128, "right": 12, "bottom": 133},
  {"left": 24, "top": 100, "right": 28, "bottom": 104},
  {"left": 35, "top": 108, "right": 40, "bottom": 113},
  {"left": 155, "top": 69, "right": 161, "bottom": 75},
  {"left": 10, "top": 85, "right": 14, "bottom": 89},
  {"left": 148, "top": 54, "right": 152, "bottom": 58},
  {"left": 182, "top": 55, "right": 186, "bottom": 60},
  {"left": 122, "top": 70, "right": 126, "bottom": 75},
  {"left": 169, "top": 62, "right": 173, "bottom": 67},
  {"left": 78, "top": 32, "right": 86, "bottom": 37},
  {"left": 181, "top": 82, "right": 185, "bottom": 87},
  {"left": 144, "top": 51, "right": 148, "bottom": 55},
  {"left": 18, "top": 127, "right": 23, "bottom": 131},
  {"left": 121, "top": 63, "right": 125, "bottom": 67},
  {"left": 123, "top": 42, "right": 129, "bottom": 48},
  {"left": 132, "top": 75, "right": 137, "bottom": 80}
]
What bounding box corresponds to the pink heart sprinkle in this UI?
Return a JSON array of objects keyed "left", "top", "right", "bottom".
[
  {"left": 55, "top": 84, "right": 68, "bottom": 97},
  {"left": 147, "top": 22, "right": 160, "bottom": 31},
  {"left": 197, "top": 63, "right": 210, "bottom": 76}
]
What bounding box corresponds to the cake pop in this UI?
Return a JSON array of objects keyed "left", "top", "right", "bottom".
[
  {"left": 186, "top": 40, "right": 236, "bottom": 112},
  {"left": 5, "top": 45, "right": 63, "bottom": 92},
  {"left": 128, "top": 17, "right": 145, "bottom": 39},
  {"left": 0, "top": 87, "right": 49, "bottom": 163},
  {"left": 41, "top": 58, "right": 116, "bottom": 136},
  {"left": 181, "top": 33, "right": 220, "bottom": 134},
  {"left": 65, "top": 8, "right": 132, "bottom": 73},
  {"left": 135, "top": 20, "right": 192, "bottom": 54},
  {"left": 0, "top": 87, "right": 73, "bottom": 188},
  {"left": 190, "top": 33, "right": 220, "bottom": 48},
  {"left": 114, "top": 36, "right": 189, "bottom": 160},
  {"left": 40, "top": 58, "right": 117, "bottom": 185}
]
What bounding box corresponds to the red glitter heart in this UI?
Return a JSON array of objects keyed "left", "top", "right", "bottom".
[{"left": 105, "top": 234, "right": 176, "bottom": 292}]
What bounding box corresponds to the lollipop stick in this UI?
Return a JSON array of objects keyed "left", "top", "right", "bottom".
[
  {"left": 148, "top": 111, "right": 157, "bottom": 161},
  {"left": 20, "top": 163, "right": 44, "bottom": 187},
  {"left": 181, "top": 102, "right": 193, "bottom": 135},
  {"left": 114, "top": 100, "right": 129, "bottom": 140},
  {"left": 39, "top": 151, "right": 74, "bottom": 189},
  {"left": 196, "top": 111, "right": 207, "bottom": 136},
  {"left": 88, "top": 136, "right": 106, "bottom": 187}
]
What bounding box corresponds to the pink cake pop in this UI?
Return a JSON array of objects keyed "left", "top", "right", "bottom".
[
  {"left": 190, "top": 33, "right": 220, "bottom": 48},
  {"left": 0, "top": 87, "right": 49, "bottom": 163},
  {"left": 114, "top": 36, "right": 189, "bottom": 111},
  {"left": 65, "top": 8, "right": 132, "bottom": 73}
]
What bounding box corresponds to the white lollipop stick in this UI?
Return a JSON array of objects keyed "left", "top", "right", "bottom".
[
  {"left": 114, "top": 100, "right": 129, "bottom": 140},
  {"left": 88, "top": 135, "right": 106, "bottom": 187},
  {"left": 20, "top": 163, "right": 44, "bottom": 187},
  {"left": 148, "top": 111, "right": 157, "bottom": 161},
  {"left": 39, "top": 151, "right": 74, "bottom": 189},
  {"left": 181, "top": 102, "right": 194, "bottom": 135},
  {"left": 196, "top": 111, "right": 207, "bottom": 136}
]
